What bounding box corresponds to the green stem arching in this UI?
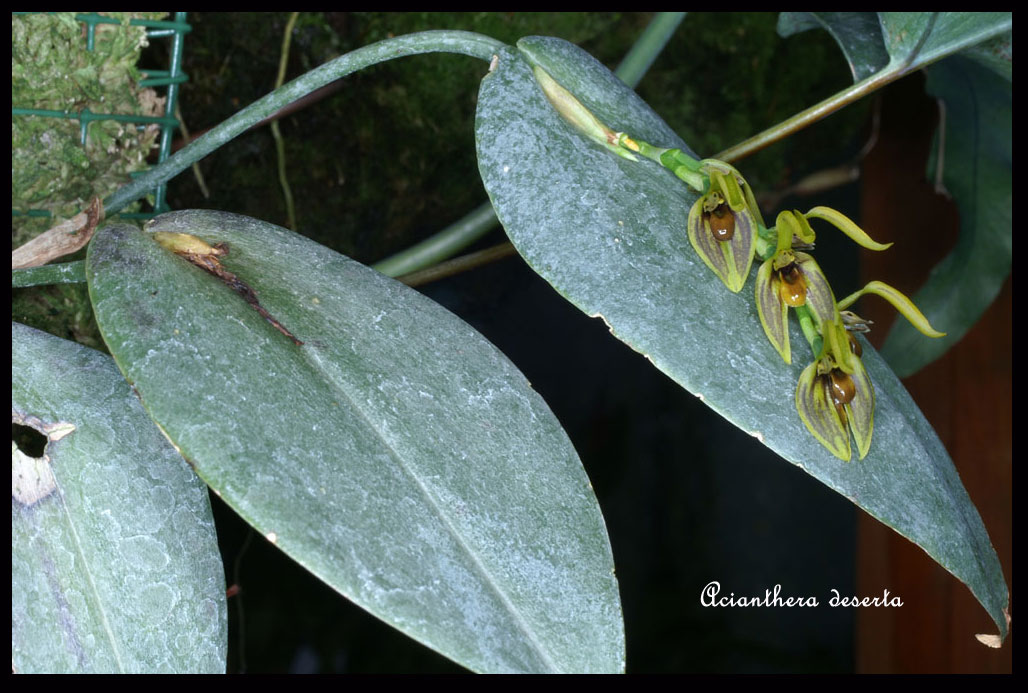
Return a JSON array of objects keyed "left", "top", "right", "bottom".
[
  {"left": 104, "top": 31, "right": 507, "bottom": 216},
  {"left": 375, "top": 17, "right": 686, "bottom": 278},
  {"left": 101, "top": 21, "right": 685, "bottom": 282}
]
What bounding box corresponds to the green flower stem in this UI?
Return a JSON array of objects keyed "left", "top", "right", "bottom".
[
  {"left": 614, "top": 12, "right": 686, "bottom": 88},
  {"left": 374, "top": 17, "right": 682, "bottom": 277},
  {"left": 714, "top": 14, "right": 1011, "bottom": 164},
  {"left": 617, "top": 134, "right": 706, "bottom": 189},
  {"left": 620, "top": 135, "right": 667, "bottom": 164},
  {"left": 12, "top": 261, "right": 87, "bottom": 288},
  {"left": 617, "top": 12, "right": 687, "bottom": 90},
  {"left": 794, "top": 303, "right": 823, "bottom": 357},
  {"left": 662, "top": 155, "right": 705, "bottom": 190},
  {"left": 103, "top": 31, "right": 507, "bottom": 216},
  {"left": 713, "top": 10, "right": 1007, "bottom": 166},
  {"left": 714, "top": 70, "right": 901, "bottom": 163}
]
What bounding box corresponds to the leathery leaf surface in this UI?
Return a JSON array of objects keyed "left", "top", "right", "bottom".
[
  {"left": 85, "top": 211, "right": 623, "bottom": 673},
  {"left": 474, "top": 36, "right": 1008, "bottom": 641},
  {"left": 12, "top": 322, "right": 226, "bottom": 673}
]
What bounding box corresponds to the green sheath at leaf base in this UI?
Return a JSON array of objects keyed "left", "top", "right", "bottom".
[{"left": 531, "top": 64, "right": 638, "bottom": 161}]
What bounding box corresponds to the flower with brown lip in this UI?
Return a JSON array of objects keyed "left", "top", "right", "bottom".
[
  {"left": 686, "top": 161, "right": 763, "bottom": 293},
  {"left": 796, "top": 317, "right": 875, "bottom": 461},
  {"left": 755, "top": 210, "right": 837, "bottom": 364}
]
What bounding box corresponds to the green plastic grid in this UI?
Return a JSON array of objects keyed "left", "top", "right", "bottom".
[{"left": 11, "top": 12, "right": 191, "bottom": 222}]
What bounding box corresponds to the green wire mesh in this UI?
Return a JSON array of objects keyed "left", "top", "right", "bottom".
[{"left": 11, "top": 12, "right": 191, "bottom": 229}]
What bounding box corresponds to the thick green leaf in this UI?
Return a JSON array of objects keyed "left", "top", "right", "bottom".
[
  {"left": 960, "top": 32, "right": 1012, "bottom": 82},
  {"left": 12, "top": 322, "right": 226, "bottom": 673},
  {"left": 777, "top": 12, "right": 890, "bottom": 82},
  {"left": 880, "top": 55, "right": 1011, "bottom": 376},
  {"left": 879, "top": 13, "right": 1011, "bottom": 68},
  {"left": 84, "top": 212, "right": 623, "bottom": 674},
  {"left": 779, "top": 12, "right": 1011, "bottom": 83},
  {"left": 475, "top": 37, "right": 1008, "bottom": 641}
]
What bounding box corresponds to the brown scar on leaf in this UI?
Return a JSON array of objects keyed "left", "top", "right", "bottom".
[
  {"left": 152, "top": 232, "right": 304, "bottom": 346},
  {"left": 12, "top": 413, "right": 76, "bottom": 506}
]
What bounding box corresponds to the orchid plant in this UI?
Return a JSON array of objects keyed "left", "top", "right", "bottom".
[
  {"left": 13, "top": 13, "right": 1010, "bottom": 674},
  {"left": 534, "top": 65, "right": 946, "bottom": 461}
]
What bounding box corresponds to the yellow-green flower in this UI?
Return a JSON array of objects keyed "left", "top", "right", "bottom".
[
  {"left": 796, "top": 317, "right": 875, "bottom": 461},
  {"left": 755, "top": 211, "right": 837, "bottom": 363},
  {"left": 755, "top": 208, "right": 896, "bottom": 365},
  {"left": 521, "top": 81, "right": 950, "bottom": 463},
  {"left": 755, "top": 249, "right": 837, "bottom": 364},
  {"left": 687, "top": 161, "right": 762, "bottom": 293}
]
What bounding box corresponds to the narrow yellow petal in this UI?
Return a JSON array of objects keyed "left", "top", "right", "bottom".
[
  {"left": 791, "top": 211, "right": 817, "bottom": 244},
  {"left": 805, "top": 206, "right": 892, "bottom": 251},
  {"left": 836, "top": 280, "right": 946, "bottom": 337},
  {"left": 775, "top": 211, "right": 802, "bottom": 253}
]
